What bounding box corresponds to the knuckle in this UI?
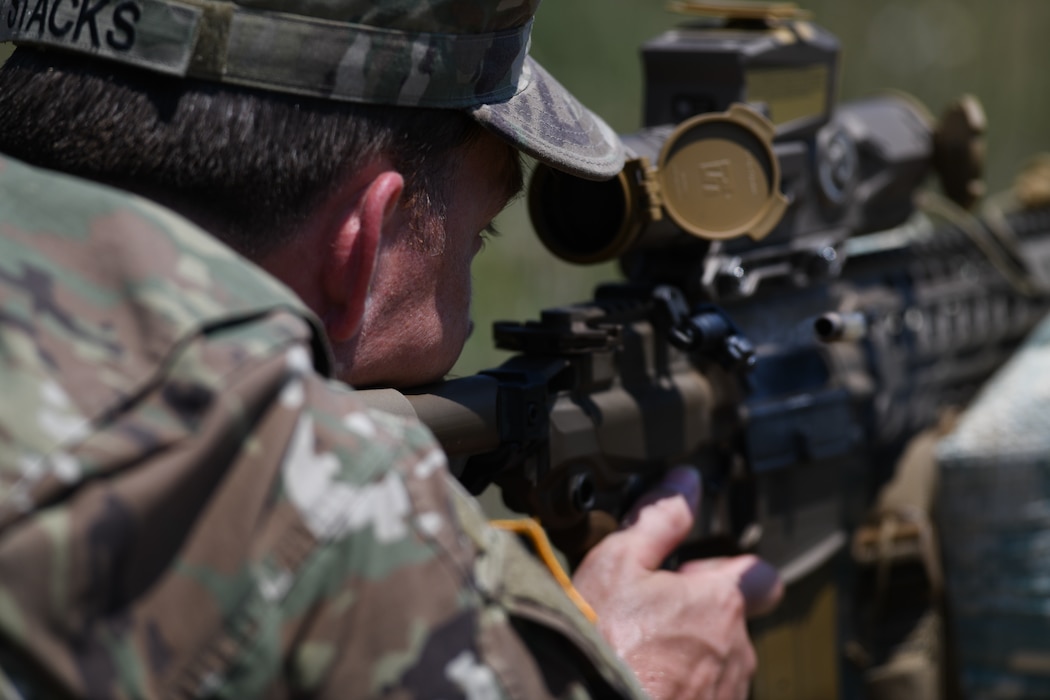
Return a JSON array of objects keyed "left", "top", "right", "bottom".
[
  {"left": 723, "top": 586, "right": 748, "bottom": 618},
  {"left": 742, "top": 642, "right": 758, "bottom": 676}
]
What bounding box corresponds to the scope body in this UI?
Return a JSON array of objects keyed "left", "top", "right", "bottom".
[
  {"left": 642, "top": 16, "right": 839, "bottom": 137},
  {"left": 530, "top": 15, "right": 935, "bottom": 307}
]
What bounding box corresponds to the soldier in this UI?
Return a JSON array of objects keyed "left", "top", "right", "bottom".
[{"left": 0, "top": 0, "right": 782, "bottom": 698}]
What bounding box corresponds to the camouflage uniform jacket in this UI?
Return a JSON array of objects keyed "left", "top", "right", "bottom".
[{"left": 0, "top": 154, "right": 646, "bottom": 700}]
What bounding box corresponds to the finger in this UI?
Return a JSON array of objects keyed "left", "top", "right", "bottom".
[
  {"left": 722, "top": 639, "right": 758, "bottom": 700},
  {"left": 616, "top": 467, "right": 701, "bottom": 571},
  {"left": 739, "top": 558, "right": 783, "bottom": 616},
  {"left": 680, "top": 555, "right": 784, "bottom": 618},
  {"left": 622, "top": 466, "right": 701, "bottom": 526}
]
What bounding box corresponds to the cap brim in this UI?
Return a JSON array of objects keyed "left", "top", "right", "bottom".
[{"left": 470, "top": 57, "right": 625, "bottom": 181}]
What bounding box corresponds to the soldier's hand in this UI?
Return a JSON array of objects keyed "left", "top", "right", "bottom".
[{"left": 571, "top": 467, "right": 783, "bottom": 700}]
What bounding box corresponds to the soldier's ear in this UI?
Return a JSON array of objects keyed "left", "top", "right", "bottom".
[{"left": 322, "top": 170, "right": 404, "bottom": 343}]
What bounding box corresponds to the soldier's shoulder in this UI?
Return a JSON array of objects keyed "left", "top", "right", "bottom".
[
  {"left": 0, "top": 152, "right": 333, "bottom": 496},
  {"left": 0, "top": 153, "right": 307, "bottom": 317}
]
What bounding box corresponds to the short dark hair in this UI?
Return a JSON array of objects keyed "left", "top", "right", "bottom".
[{"left": 0, "top": 48, "right": 503, "bottom": 258}]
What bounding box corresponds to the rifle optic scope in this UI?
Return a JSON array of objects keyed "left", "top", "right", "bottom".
[
  {"left": 530, "top": 93, "right": 940, "bottom": 274},
  {"left": 526, "top": 8, "right": 963, "bottom": 276},
  {"left": 529, "top": 103, "right": 788, "bottom": 264}
]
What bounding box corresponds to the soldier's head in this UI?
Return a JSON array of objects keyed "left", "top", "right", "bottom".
[{"left": 0, "top": 0, "right": 623, "bottom": 387}]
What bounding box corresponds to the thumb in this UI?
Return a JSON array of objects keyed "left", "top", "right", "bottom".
[
  {"left": 680, "top": 555, "right": 784, "bottom": 617},
  {"left": 616, "top": 467, "right": 701, "bottom": 571}
]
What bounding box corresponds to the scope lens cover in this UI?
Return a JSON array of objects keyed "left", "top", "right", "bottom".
[{"left": 658, "top": 103, "right": 787, "bottom": 242}]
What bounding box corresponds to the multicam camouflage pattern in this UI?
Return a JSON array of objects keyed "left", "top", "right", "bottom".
[
  {"left": 0, "top": 0, "right": 532, "bottom": 108},
  {"left": 0, "top": 0, "right": 625, "bottom": 180},
  {"left": 470, "top": 58, "right": 625, "bottom": 181},
  {"left": 0, "top": 154, "right": 644, "bottom": 699}
]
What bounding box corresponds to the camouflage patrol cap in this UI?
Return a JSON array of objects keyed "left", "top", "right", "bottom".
[{"left": 0, "top": 0, "right": 624, "bottom": 179}]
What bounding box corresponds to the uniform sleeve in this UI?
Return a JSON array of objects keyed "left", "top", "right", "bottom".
[
  {"left": 0, "top": 310, "right": 643, "bottom": 699},
  {"left": 277, "top": 382, "right": 645, "bottom": 700}
]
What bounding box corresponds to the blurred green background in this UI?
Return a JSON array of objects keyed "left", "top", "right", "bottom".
[{"left": 452, "top": 0, "right": 1050, "bottom": 376}]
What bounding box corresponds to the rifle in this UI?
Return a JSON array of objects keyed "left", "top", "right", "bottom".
[{"left": 359, "top": 3, "right": 1050, "bottom": 695}]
